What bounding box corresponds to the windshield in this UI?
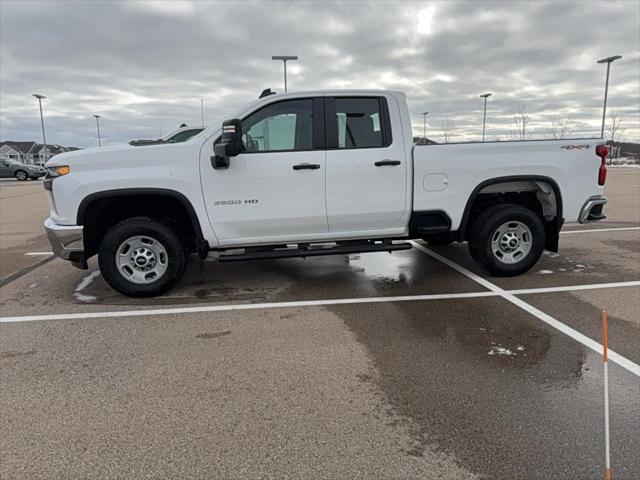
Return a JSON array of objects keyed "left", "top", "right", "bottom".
[{"left": 165, "top": 128, "right": 204, "bottom": 143}]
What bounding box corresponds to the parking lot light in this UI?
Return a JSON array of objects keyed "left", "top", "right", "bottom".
[
  {"left": 480, "top": 93, "right": 492, "bottom": 142},
  {"left": 271, "top": 55, "right": 298, "bottom": 92},
  {"left": 421, "top": 111, "right": 429, "bottom": 141},
  {"left": 597, "top": 55, "right": 622, "bottom": 138},
  {"left": 93, "top": 114, "right": 102, "bottom": 147},
  {"left": 32, "top": 93, "right": 48, "bottom": 165}
]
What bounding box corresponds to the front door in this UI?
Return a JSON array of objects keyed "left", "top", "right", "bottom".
[
  {"left": 324, "top": 96, "right": 408, "bottom": 233},
  {"left": 200, "top": 97, "right": 328, "bottom": 245}
]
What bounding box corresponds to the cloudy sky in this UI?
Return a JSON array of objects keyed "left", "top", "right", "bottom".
[{"left": 1, "top": 0, "right": 638, "bottom": 148}]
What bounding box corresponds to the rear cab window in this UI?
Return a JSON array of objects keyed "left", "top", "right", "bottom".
[{"left": 328, "top": 96, "right": 392, "bottom": 149}]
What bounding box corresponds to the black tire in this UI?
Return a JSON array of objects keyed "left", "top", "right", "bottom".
[
  {"left": 423, "top": 233, "right": 454, "bottom": 246},
  {"left": 468, "top": 204, "right": 545, "bottom": 276},
  {"left": 14, "top": 170, "right": 28, "bottom": 181},
  {"left": 98, "top": 217, "right": 187, "bottom": 297}
]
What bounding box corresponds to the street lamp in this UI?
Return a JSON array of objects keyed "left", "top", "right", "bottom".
[
  {"left": 421, "top": 111, "right": 429, "bottom": 142},
  {"left": 271, "top": 55, "right": 298, "bottom": 92},
  {"left": 597, "top": 55, "right": 622, "bottom": 138},
  {"left": 93, "top": 114, "right": 102, "bottom": 146},
  {"left": 480, "top": 93, "right": 492, "bottom": 142},
  {"left": 32, "top": 93, "right": 48, "bottom": 165}
]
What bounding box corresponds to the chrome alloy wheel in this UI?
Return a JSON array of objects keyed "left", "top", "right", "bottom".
[
  {"left": 490, "top": 221, "right": 532, "bottom": 265},
  {"left": 115, "top": 235, "right": 168, "bottom": 284}
]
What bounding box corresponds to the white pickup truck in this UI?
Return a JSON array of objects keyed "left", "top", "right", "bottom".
[{"left": 43, "top": 89, "right": 609, "bottom": 297}]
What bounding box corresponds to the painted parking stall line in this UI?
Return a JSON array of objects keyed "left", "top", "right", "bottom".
[
  {"left": 560, "top": 226, "right": 640, "bottom": 235},
  {"left": 510, "top": 280, "right": 640, "bottom": 295},
  {"left": 410, "top": 241, "right": 640, "bottom": 377},
  {"left": 0, "top": 279, "right": 637, "bottom": 323},
  {"left": 0, "top": 290, "right": 500, "bottom": 323}
]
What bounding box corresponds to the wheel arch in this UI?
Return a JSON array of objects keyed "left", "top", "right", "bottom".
[
  {"left": 458, "top": 175, "right": 563, "bottom": 251},
  {"left": 77, "top": 188, "right": 207, "bottom": 257}
]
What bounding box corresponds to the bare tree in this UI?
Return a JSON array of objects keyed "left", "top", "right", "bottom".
[
  {"left": 549, "top": 118, "right": 574, "bottom": 139},
  {"left": 606, "top": 109, "right": 625, "bottom": 143},
  {"left": 508, "top": 103, "right": 535, "bottom": 140},
  {"left": 441, "top": 117, "right": 455, "bottom": 143}
]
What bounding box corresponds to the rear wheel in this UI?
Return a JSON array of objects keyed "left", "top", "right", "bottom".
[
  {"left": 468, "top": 204, "right": 545, "bottom": 276},
  {"left": 98, "top": 218, "right": 186, "bottom": 297},
  {"left": 14, "top": 170, "right": 27, "bottom": 181}
]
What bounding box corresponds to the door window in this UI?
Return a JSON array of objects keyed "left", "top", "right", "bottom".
[
  {"left": 334, "top": 97, "right": 389, "bottom": 149},
  {"left": 242, "top": 99, "right": 313, "bottom": 152}
]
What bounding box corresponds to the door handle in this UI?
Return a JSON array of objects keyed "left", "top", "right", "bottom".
[
  {"left": 375, "top": 160, "right": 401, "bottom": 167},
  {"left": 292, "top": 163, "right": 321, "bottom": 170}
]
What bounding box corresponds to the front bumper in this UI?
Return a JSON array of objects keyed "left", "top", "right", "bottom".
[
  {"left": 44, "top": 217, "right": 87, "bottom": 269},
  {"left": 579, "top": 196, "right": 607, "bottom": 223}
]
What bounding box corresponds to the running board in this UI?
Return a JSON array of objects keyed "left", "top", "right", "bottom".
[{"left": 217, "top": 241, "right": 412, "bottom": 262}]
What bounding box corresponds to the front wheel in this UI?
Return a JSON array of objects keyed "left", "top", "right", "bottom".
[
  {"left": 98, "top": 218, "right": 187, "bottom": 297},
  {"left": 14, "top": 170, "right": 28, "bottom": 181},
  {"left": 468, "top": 204, "right": 545, "bottom": 276}
]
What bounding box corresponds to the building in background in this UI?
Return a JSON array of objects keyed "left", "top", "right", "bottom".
[{"left": 0, "top": 141, "right": 79, "bottom": 165}]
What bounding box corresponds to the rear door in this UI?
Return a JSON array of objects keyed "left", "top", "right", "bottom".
[
  {"left": 324, "top": 95, "right": 408, "bottom": 233},
  {"left": 201, "top": 97, "right": 328, "bottom": 244}
]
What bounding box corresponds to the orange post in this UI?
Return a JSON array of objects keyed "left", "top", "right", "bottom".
[{"left": 602, "top": 310, "right": 611, "bottom": 480}]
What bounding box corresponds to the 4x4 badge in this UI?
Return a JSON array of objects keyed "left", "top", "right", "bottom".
[{"left": 561, "top": 144, "right": 590, "bottom": 150}]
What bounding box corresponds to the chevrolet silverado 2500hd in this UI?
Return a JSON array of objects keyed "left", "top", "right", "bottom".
[{"left": 43, "top": 90, "right": 609, "bottom": 297}]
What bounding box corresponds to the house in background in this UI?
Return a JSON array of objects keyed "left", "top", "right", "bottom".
[{"left": 0, "top": 141, "right": 79, "bottom": 165}]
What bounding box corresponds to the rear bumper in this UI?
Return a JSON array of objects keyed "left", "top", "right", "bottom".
[
  {"left": 44, "top": 217, "right": 87, "bottom": 269},
  {"left": 579, "top": 196, "right": 607, "bottom": 223}
]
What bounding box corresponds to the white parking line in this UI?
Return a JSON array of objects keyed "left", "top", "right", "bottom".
[
  {"left": 410, "top": 241, "right": 640, "bottom": 377},
  {"left": 0, "top": 279, "right": 637, "bottom": 323},
  {"left": 511, "top": 281, "right": 640, "bottom": 295},
  {"left": 0, "top": 291, "right": 499, "bottom": 323},
  {"left": 24, "top": 252, "right": 53, "bottom": 256},
  {"left": 561, "top": 226, "right": 640, "bottom": 234}
]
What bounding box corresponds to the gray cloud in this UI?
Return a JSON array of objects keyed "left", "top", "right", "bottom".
[{"left": 1, "top": 0, "right": 638, "bottom": 147}]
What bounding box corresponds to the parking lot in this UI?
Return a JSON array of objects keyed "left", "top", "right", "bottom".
[{"left": 1, "top": 169, "right": 639, "bottom": 479}]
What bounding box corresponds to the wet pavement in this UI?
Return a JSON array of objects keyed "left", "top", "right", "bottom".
[{"left": 1, "top": 168, "right": 639, "bottom": 479}]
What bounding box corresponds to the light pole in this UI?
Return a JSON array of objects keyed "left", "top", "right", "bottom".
[
  {"left": 93, "top": 114, "right": 102, "bottom": 146},
  {"left": 597, "top": 55, "right": 622, "bottom": 138},
  {"left": 201, "top": 98, "right": 205, "bottom": 127},
  {"left": 32, "top": 93, "right": 48, "bottom": 165},
  {"left": 271, "top": 55, "right": 298, "bottom": 92},
  {"left": 421, "top": 112, "right": 429, "bottom": 142},
  {"left": 480, "top": 93, "right": 492, "bottom": 142}
]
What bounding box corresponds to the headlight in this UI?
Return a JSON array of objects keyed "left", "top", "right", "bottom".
[{"left": 46, "top": 165, "right": 70, "bottom": 177}]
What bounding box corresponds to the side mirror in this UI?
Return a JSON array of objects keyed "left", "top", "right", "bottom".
[{"left": 212, "top": 119, "right": 243, "bottom": 169}]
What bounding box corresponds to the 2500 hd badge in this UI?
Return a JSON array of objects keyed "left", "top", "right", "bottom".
[{"left": 213, "top": 199, "right": 259, "bottom": 206}]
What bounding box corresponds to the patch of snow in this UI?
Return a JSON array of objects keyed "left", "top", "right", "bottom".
[
  {"left": 538, "top": 269, "right": 554, "bottom": 274},
  {"left": 29, "top": 283, "right": 38, "bottom": 288},
  {"left": 73, "top": 270, "right": 101, "bottom": 303},
  {"left": 73, "top": 292, "right": 97, "bottom": 303},
  {"left": 516, "top": 345, "right": 525, "bottom": 351},
  {"left": 488, "top": 346, "right": 516, "bottom": 356}
]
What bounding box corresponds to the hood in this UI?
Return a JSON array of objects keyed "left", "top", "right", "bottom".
[
  {"left": 44, "top": 141, "right": 200, "bottom": 169},
  {"left": 45, "top": 144, "right": 134, "bottom": 166}
]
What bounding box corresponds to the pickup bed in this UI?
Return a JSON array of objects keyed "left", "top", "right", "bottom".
[{"left": 43, "top": 90, "right": 609, "bottom": 297}]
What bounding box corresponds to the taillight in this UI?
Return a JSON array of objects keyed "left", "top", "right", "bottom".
[{"left": 596, "top": 144, "right": 608, "bottom": 186}]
